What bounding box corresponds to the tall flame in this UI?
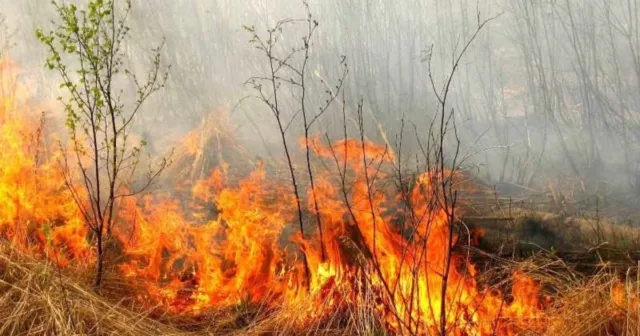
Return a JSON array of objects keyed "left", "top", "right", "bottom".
[{"left": 0, "top": 55, "right": 91, "bottom": 266}]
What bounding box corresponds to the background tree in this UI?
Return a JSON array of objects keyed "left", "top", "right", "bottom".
[{"left": 36, "top": 0, "right": 170, "bottom": 288}]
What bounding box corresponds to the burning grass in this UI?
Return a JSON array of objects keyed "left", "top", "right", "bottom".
[
  {"left": 1, "top": 54, "right": 640, "bottom": 335},
  {"left": 1, "top": 239, "right": 639, "bottom": 336}
]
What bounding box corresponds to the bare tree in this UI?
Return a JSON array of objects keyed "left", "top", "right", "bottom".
[
  {"left": 321, "top": 10, "right": 494, "bottom": 335},
  {"left": 243, "top": 1, "right": 346, "bottom": 264}
]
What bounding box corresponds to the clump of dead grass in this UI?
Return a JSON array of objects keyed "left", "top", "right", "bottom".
[
  {"left": 0, "top": 242, "right": 182, "bottom": 336},
  {"left": 507, "top": 253, "right": 640, "bottom": 336},
  {"left": 0, "top": 241, "right": 381, "bottom": 336},
  {"left": 166, "top": 108, "right": 254, "bottom": 184}
]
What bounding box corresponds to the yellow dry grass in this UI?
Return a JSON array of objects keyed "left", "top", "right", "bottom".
[
  {"left": 1, "top": 234, "right": 640, "bottom": 335},
  {"left": 0, "top": 243, "right": 183, "bottom": 336}
]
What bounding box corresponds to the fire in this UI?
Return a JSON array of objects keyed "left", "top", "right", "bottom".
[
  {"left": 612, "top": 281, "right": 639, "bottom": 311},
  {"left": 0, "top": 54, "right": 545, "bottom": 335},
  {"left": 115, "top": 137, "right": 545, "bottom": 334},
  {"left": 0, "top": 55, "right": 91, "bottom": 266}
]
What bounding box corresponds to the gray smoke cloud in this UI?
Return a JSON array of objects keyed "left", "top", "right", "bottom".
[{"left": 2, "top": 0, "right": 639, "bottom": 195}]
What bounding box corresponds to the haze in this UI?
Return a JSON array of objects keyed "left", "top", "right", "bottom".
[{"left": 2, "top": 0, "right": 638, "bottom": 196}]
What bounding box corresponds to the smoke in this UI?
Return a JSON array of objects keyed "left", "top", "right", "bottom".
[{"left": 2, "top": 0, "right": 639, "bottom": 194}]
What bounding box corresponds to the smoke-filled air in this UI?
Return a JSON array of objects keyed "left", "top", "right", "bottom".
[{"left": 0, "top": 1, "right": 639, "bottom": 335}]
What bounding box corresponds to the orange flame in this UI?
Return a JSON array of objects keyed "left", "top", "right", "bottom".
[{"left": 0, "top": 55, "right": 91, "bottom": 266}]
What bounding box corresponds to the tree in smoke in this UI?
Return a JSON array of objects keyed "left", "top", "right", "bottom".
[
  {"left": 36, "top": 0, "right": 171, "bottom": 288},
  {"left": 243, "top": 1, "right": 347, "bottom": 265}
]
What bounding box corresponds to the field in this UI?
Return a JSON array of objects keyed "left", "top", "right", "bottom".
[{"left": 3, "top": 1, "right": 640, "bottom": 335}]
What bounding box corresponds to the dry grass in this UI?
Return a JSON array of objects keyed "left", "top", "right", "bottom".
[
  {"left": 546, "top": 272, "right": 639, "bottom": 335},
  {"left": 0, "top": 243, "right": 183, "bottom": 336},
  {"left": 518, "top": 254, "right": 640, "bottom": 336},
  {"left": 468, "top": 251, "right": 640, "bottom": 336},
  {"left": 476, "top": 207, "right": 640, "bottom": 262},
  {"left": 520, "top": 211, "right": 640, "bottom": 250},
  {"left": 2, "top": 229, "right": 640, "bottom": 335},
  {"left": 0, "top": 242, "right": 383, "bottom": 336},
  {"left": 166, "top": 108, "right": 256, "bottom": 185}
]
